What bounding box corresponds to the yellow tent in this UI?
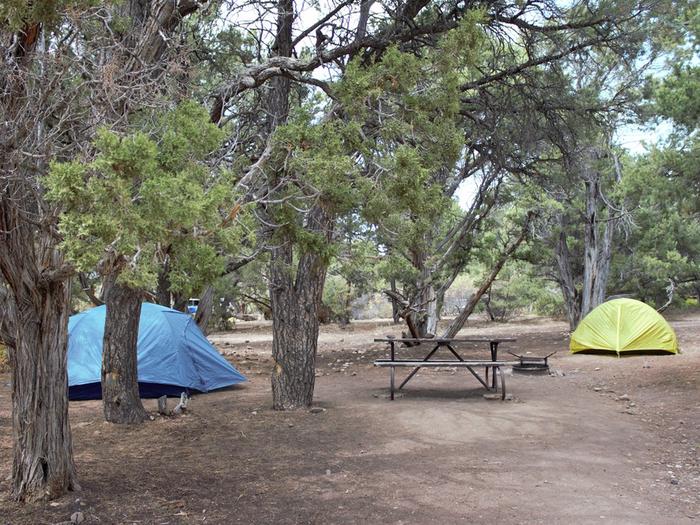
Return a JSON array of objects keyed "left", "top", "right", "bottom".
[{"left": 570, "top": 298, "right": 678, "bottom": 355}]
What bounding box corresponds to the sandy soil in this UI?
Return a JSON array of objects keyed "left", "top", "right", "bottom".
[{"left": 0, "top": 313, "right": 698, "bottom": 524}]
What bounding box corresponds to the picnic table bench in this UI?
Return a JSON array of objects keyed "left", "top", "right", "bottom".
[{"left": 373, "top": 337, "right": 516, "bottom": 400}]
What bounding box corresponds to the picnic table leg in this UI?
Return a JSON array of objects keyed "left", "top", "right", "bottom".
[
  {"left": 390, "top": 341, "right": 395, "bottom": 400},
  {"left": 498, "top": 365, "right": 506, "bottom": 400},
  {"left": 390, "top": 366, "right": 395, "bottom": 400},
  {"left": 398, "top": 344, "right": 440, "bottom": 390},
  {"left": 446, "top": 344, "right": 490, "bottom": 391},
  {"left": 490, "top": 342, "right": 499, "bottom": 389}
]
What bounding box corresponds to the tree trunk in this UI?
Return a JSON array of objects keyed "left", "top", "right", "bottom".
[
  {"left": 419, "top": 284, "right": 438, "bottom": 337},
  {"left": 340, "top": 279, "right": 353, "bottom": 325},
  {"left": 390, "top": 278, "right": 401, "bottom": 323},
  {"left": 483, "top": 286, "right": 497, "bottom": 321},
  {"left": 270, "top": 205, "right": 332, "bottom": 409},
  {"left": 266, "top": 0, "right": 325, "bottom": 410},
  {"left": 101, "top": 279, "right": 147, "bottom": 424},
  {"left": 580, "top": 175, "right": 600, "bottom": 318},
  {"left": 155, "top": 257, "right": 171, "bottom": 307},
  {"left": 0, "top": 222, "right": 78, "bottom": 500},
  {"left": 412, "top": 248, "right": 438, "bottom": 337},
  {"left": 594, "top": 210, "right": 616, "bottom": 306},
  {"left": 7, "top": 274, "right": 78, "bottom": 501},
  {"left": 580, "top": 153, "right": 616, "bottom": 321},
  {"left": 554, "top": 227, "right": 581, "bottom": 331},
  {"left": 194, "top": 285, "right": 214, "bottom": 334},
  {"left": 172, "top": 292, "right": 188, "bottom": 312},
  {"left": 0, "top": 19, "right": 78, "bottom": 502},
  {"left": 442, "top": 263, "right": 503, "bottom": 339}
]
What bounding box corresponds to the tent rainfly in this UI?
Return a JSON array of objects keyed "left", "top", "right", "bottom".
[
  {"left": 68, "top": 302, "right": 246, "bottom": 400},
  {"left": 570, "top": 298, "right": 678, "bottom": 356}
]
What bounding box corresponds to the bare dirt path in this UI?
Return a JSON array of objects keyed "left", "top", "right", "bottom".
[{"left": 1, "top": 314, "right": 698, "bottom": 524}]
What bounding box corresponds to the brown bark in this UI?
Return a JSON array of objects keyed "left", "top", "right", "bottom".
[
  {"left": 0, "top": 21, "right": 77, "bottom": 501},
  {"left": 483, "top": 286, "right": 497, "bottom": 321},
  {"left": 7, "top": 274, "right": 77, "bottom": 501},
  {"left": 595, "top": 209, "right": 615, "bottom": 306},
  {"left": 0, "top": 206, "right": 77, "bottom": 500},
  {"left": 101, "top": 278, "right": 147, "bottom": 424},
  {"left": 579, "top": 147, "right": 616, "bottom": 320},
  {"left": 270, "top": 205, "right": 333, "bottom": 409},
  {"left": 0, "top": 283, "right": 16, "bottom": 348},
  {"left": 95, "top": 0, "right": 203, "bottom": 424},
  {"left": 383, "top": 289, "right": 421, "bottom": 343},
  {"left": 265, "top": 0, "right": 333, "bottom": 410}
]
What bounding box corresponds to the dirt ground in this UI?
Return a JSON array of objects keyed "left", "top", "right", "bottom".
[{"left": 1, "top": 313, "right": 699, "bottom": 525}]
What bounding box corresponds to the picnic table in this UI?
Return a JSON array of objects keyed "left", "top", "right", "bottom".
[{"left": 373, "top": 337, "right": 516, "bottom": 400}]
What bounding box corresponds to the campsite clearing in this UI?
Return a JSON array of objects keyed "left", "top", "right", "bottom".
[{"left": 1, "top": 313, "right": 699, "bottom": 524}]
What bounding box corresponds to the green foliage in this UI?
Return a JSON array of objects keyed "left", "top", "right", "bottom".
[
  {"left": 46, "top": 101, "right": 238, "bottom": 296},
  {"left": 341, "top": 23, "right": 481, "bottom": 291},
  {"left": 322, "top": 216, "right": 382, "bottom": 321},
  {"left": 0, "top": 0, "right": 97, "bottom": 30},
  {"left": 653, "top": 66, "right": 700, "bottom": 130},
  {"left": 477, "top": 261, "right": 565, "bottom": 320},
  {"left": 265, "top": 18, "right": 481, "bottom": 279},
  {"left": 644, "top": 3, "right": 700, "bottom": 133},
  {"left": 322, "top": 275, "right": 353, "bottom": 322},
  {"left": 611, "top": 146, "right": 700, "bottom": 304},
  {"left": 631, "top": 1, "right": 700, "bottom": 305}
]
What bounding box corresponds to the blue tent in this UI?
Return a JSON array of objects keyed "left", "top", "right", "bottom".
[{"left": 68, "top": 303, "right": 246, "bottom": 400}]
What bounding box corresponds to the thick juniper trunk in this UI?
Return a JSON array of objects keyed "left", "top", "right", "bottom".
[
  {"left": 267, "top": 0, "right": 325, "bottom": 410},
  {"left": 102, "top": 279, "right": 147, "bottom": 424},
  {"left": 0, "top": 213, "right": 77, "bottom": 500},
  {"left": 8, "top": 276, "right": 77, "bottom": 501},
  {"left": 556, "top": 147, "right": 617, "bottom": 330},
  {"left": 270, "top": 205, "right": 332, "bottom": 409},
  {"left": 0, "top": 19, "right": 78, "bottom": 502}
]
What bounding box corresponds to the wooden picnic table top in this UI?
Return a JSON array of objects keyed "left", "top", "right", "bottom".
[{"left": 373, "top": 337, "right": 516, "bottom": 343}]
